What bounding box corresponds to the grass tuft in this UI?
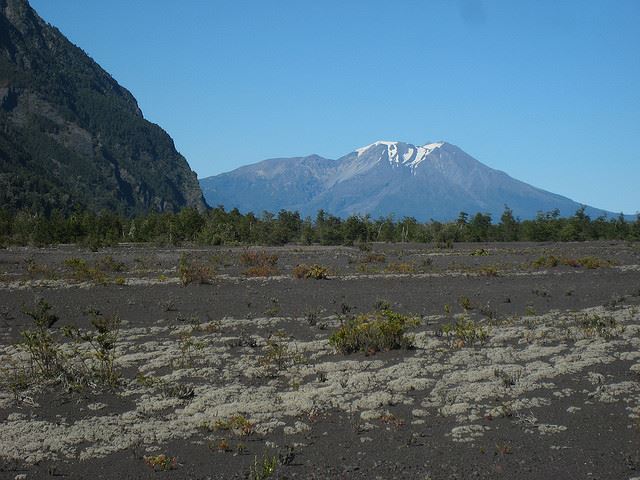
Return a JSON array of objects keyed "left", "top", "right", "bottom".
[{"left": 249, "top": 453, "right": 278, "bottom": 480}]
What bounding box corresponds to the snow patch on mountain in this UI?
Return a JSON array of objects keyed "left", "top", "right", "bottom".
[
  {"left": 407, "top": 142, "right": 444, "bottom": 172},
  {"left": 356, "top": 141, "right": 398, "bottom": 157},
  {"left": 355, "top": 140, "right": 444, "bottom": 173}
]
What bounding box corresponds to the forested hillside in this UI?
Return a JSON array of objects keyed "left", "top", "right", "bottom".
[{"left": 0, "top": 0, "right": 206, "bottom": 215}]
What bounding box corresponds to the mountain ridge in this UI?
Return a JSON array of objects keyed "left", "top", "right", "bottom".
[{"left": 200, "top": 140, "right": 623, "bottom": 221}]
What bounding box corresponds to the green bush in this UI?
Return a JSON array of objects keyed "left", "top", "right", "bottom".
[
  {"left": 439, "top": 317, "right": 488, "bottom": 347},
  {"left": 64, "top": 257, "right": 107, "bottom": 283},
  {"left": 329, "top": 309, "right": 419, "bottom": 354},
  {"left": 18, "top": 301, "right": 122, "bottom": 390},
  {"left": 258, "top": 332, "right": 304, "bottom": 377},
  {"left": 63, "top": 310, "right": 122, "bottom": 388},
  {"left": 249, "top": 453, "right": 278, "bottom": 480},
  {"left": 576, "top": 313, "right": 623, "bottom": 338},
  {"left": 20, "top": 300, "right": 63, "bottom": 379}
]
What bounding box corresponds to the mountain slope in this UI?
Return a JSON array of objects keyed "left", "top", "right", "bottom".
[
  {"left": 0, "top": 0, "right": 206, "bottom": 214},
  {"left": 201, "top": 154, "right": 336, "bottom": 214},
  {"left": 200, "top": 140, "right": 616, "bottom": 221}
]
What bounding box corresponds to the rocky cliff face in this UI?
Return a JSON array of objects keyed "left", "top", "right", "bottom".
[{"left": 0, "top": 0, "right": 206, "bottom": 214}]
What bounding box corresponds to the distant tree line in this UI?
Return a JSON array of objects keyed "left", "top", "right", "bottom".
[{"left": 0, "top": 205, "right": 638, "bottom": 248}]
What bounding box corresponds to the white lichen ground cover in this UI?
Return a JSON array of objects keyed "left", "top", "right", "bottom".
[{"left": 1, "top": 304, "right": 639, "bottom": 465}]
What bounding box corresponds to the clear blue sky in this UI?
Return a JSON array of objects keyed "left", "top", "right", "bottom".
[{"left": 30, "top": 0, "right": 639, "bottom": 214}]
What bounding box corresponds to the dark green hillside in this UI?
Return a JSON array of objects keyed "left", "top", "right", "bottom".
[{"left": 0, "top": 0, "right": 206, "bottom": 215}]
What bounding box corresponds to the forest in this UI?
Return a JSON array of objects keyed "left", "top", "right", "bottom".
[{"left": 1, "top": 205, "right": 638, "bottom": 248}]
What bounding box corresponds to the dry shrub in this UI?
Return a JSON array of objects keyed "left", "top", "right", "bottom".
[
  {"left": 385, "top": 262, "right": 416, "bottom": 274},
  {"left": 362, "top": 253, "right": 386, "bottom": 263},
  {"left": 244, "top": 264, "right": 279, "bottom": 277},
  {"left": 240, "top": 251, "right": 278, "bottom": 267},
  {"left": 532, "top": 255, "right": 612, "bottom": 269},
  {"left": 178, "top": 253, "right": 215, "bottom": 285},
  {"left": 478, "top": 266, "right": 498, "bottom": 277},
  {"left": 292, "top": 264, "right": 328, "bottom": 279},
  {"left": 241, "top": 250, "right": 279, "bottom": 277}
]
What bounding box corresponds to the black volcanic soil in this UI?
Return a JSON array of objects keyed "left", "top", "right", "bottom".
[{"left": 1, "top": 242, "right": 639, "bottom": 479}]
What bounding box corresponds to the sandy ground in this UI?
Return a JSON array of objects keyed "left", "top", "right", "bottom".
[{"left": 0, "top": 241, "right": 639, "bottom": 479}]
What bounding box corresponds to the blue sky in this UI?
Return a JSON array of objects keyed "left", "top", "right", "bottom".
[{"left": 30, "top": 0, "right": 639, "bottom": 214}]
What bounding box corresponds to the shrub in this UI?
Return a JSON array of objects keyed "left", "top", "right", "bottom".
[
  {"left": 458, "top": 296, "right": 473, "bottom": 311},
  {"left": 478, "top": 266, "right": 498, "bottom": 277},
  {"left": 212, "top": 414, "right": 256, "bottom": 436},
  {"left": 63, "top": 257, "right": 127, "bottom": 284},
  {"left": 136, "top": 373, "right": 194, "bottom": 399},
  {"left": 62, "top": 310, "right": 122, "bottom": 388},
  {"left": 210, "top": 438, "right": 232, "bottom": 452},
  {"left": 379, "top": 412, "right": 405, "bottom": 428},
  {"left": 20, "top": 300, "right": 63, "bottom": 379},
  {"left": 87, "top": 312, "right": 121, "bottom": 387},
  {"left": 420, "top": 258, "right": 433, "bottom": 269},
  {"left": 532, "top": 255, "right": 612, "bottom": 269},
  {"left": 24, "top": 257, "right": 54, "bottom": 279},
  {"left": 259, "top": 332, "right": 304, "bottom": 376},
  {"left": 373, "top": 299, "right": 391, "bottom": 311},
  {"left": 240, "top": 251, "right": 278, "bottom": 267},
  {"left": 385, "top": 262, "right": 416, "bottom": 274},
  {"left": 362, "top": 253, "right": 386, "bottom": 263},
  {"left": 19, "top": 302, "right": 122, "bottom": 390},
  {"left": 178, "top": 253, "right": 215, "bottom": 285},
  {"left": 264, "top": 297, "right": 280, "bottom": 316},
  {"left": 64, "top": 258, "right": 107, "bottom": 284},
  {"left": 532, "top": 255, "right": 560, "bottom": 268},
  {"left": 241, "top": 250, "right": 279, "bottom": 277},
  {"left": 249, "top": 453, "right": 278, "bottom": 480},
  {"left": 144, "top": 454, "right": 177, "bottom": 471},
  {"left": 244, "top": 264, "right": 279, "bottom": 277},
  {"left": 575, "top": 313, "right": 623, "bottom": 338},
  {"left": 438, "top": 317, "right": 488, "bottom": 347},
  {"left": 329, "top": 309, "right": 419, "bottom": 354},
  {"left": 356, "top": 263, "right": 381, "bottom": 274},
  {"left": 0, "top": 358, "right": 30, "bottom": 402},
  {"left": 292, "top": 264, "right": 328, "bottom": 279},
  {"left": 95, "top": 256, "right": 125, "bottom": 272},
  {"left": 576, "top": 256, "right": 612, "bottom": 269},
  {"left": 357, "top": 242, "right": 372, "bottom": 252}
]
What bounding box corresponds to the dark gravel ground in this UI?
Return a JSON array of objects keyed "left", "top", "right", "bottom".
[{"left": 0, "top": 241, "right": 639, "bottom": 479}]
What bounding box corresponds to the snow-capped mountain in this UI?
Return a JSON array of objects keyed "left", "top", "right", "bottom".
[{"left": 200, "top": 141, "right": 615, "bottom": 220}]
